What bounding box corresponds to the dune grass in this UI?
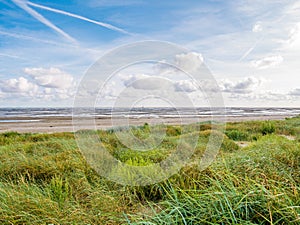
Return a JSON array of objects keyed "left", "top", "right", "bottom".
[{"left": 0, "top": 116, "right": 299, "bottom": 224}]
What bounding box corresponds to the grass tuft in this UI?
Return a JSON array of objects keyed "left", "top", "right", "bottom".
[{"left": 0, "top": 116, "right": 299, "bottom": 224}]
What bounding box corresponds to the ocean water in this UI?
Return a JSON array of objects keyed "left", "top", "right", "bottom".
[{"left": 0, "top": 107, "right": 300, "bottom": 122}]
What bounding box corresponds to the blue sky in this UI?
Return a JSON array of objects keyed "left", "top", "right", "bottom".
[{"left": 0, "top": 0, "right": 300, "bottom": 107}]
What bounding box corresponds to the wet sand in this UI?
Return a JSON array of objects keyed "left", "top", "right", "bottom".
[{"left": 0, "top": 114, "right": 295, "bottom": 133}]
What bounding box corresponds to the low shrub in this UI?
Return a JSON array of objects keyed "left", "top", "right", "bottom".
[
  {"left": 225, "top": 129, "right": 249, "bottom": 141},
  {"left": 261, "top": 121, "right": 276, "bottom": 135}
]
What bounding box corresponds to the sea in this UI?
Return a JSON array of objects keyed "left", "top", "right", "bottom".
[{"left": 0, "top": 107, "right": 300, "bottom": 123}]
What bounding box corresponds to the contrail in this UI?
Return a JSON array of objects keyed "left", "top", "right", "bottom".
[
  {"left": 239, "top": 36, "right": 265, "bottom": 62},
  {"left": 239, "top": 45, "right": 256, "bottom": 62},
  {"left": 11, "top": 0, "right": 77, "bottom": 43},
  {"left": 0, "top": 53, "right": 21, "bottom": 59},
  {"left": 0, "top": 30, "right": 100, "bottom": 54},
  {"left": 27, "top": 1, "right": 131, "bottom": 35},
  {"left": 0, "top": 29, "right": 67, "bottom": 45}
]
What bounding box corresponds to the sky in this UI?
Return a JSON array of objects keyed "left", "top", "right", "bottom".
[{"left": 0, "top": 0, "right": 300, "bottom": 107}]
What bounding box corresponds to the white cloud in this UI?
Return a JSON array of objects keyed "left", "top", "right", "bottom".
[
  {"left": 152, "top": 52, "right": 205, "bottom": 77},
  {"left": 35, "top": 87, "right": 75, "bottom": 100},
  {"left": 230, "top": 91, "right": 292, "bottom": 102},
  {"left": 99, "top": 81, "right": 119, "bottom": 100},
  {"left": 284, "top": 22, "right": 300, "bottom": 50},
  {"left": 24, "top": 67, "right": 74, "bottom": 89},
  {"left": 121, "top": 74, "right": 172, "bottom": 90},
  {"left": 175, "top": 77, "right": 265, "bottom": 95},
  {"left": 290, "top": 88, "right": 300, "bottom": 96},
  {"left": 0, "top": 77, "right": 38, "bottom": 95},
  {"left": 120, "top": 73, "right": 216, "bottom": 94},
  {"left": 262, "top": 92, "right": 291, "bottom": 101},
  {"left": 252, "top": 21, "right": 263, "bottom": 33},
  {"left": 0, "top": 67, "right": 76, "bottom": 101},
  {"left": 173, "top": 79, "right": 220, "bottom": 93},
  {"left": 251, "top": 55, "right": 283, "bottom": 69},
  {"left": 175, "top": 52, "right": 204, "bottom": 72},
  {"left": 174, "top": 80, "right": 198, "bottom": 92},
  {"left": 220, "top": 77, "right": 262, "bottom": 94}
]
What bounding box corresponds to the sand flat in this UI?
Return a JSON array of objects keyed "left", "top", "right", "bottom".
[{"left": 0, "top": 115, "right": 294, "bottom": 133}]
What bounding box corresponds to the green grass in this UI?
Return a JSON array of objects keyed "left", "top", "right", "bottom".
[
  {"left": 135, "top": 135, "right": 300, "bottom": 224},
  {"left": 0, "top": 116, "right": 299, "bottom": 224}
]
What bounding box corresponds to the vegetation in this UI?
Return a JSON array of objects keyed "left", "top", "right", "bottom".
[{"left": 0, "top": 116, "right": 299, "bottom": 224}]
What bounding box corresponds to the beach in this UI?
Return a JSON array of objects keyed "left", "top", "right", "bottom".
[{"left": 0, "top": 114, "right": 296, "bottom": 133}]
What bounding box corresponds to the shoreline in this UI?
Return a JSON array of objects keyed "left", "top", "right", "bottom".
[{"left": 0, "top": 114, "right": 296, "bottom": 133}]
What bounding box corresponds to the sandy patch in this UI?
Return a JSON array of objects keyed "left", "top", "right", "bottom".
[{"left": 0, "top": 115, "right": 294, "bottom": 133}]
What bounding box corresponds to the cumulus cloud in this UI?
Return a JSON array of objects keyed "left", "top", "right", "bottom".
[
  {"left": 252, "top": 55, "right": 283, "bottom": 69},
  {"left": 121, "top": 74, "right": 212, "bottom": 94},
  {"left": 230, "top": 91, "right": 292, "bottom": 102},
  {"left": 289, "top": 88, "right": 300, "bottom": 96},
  {"left": 121, "top": 74, "right": 172, "bottom": 90},
  {"left": 98, "top": 81, "right": 119, "bottom": 100},
  {"left": 175, "top": 77, "right": 262, "bottom": 94},
  {"left": 228, "top": 86, "right": 300, "bottom": 102},
  {"left": 220, "top": 77, "right": 262, "bottom": 94},
  {"left": 252, "top": 21, "right": 263, "bottom": 32},
  {"left": 0, "top": 77, "right": 38, "bottom": 96},
  {"left": 261, "top": 92, "right": 291, "bottom": 101},
  {"left": 121, "top": 74, "right": 220, "bottom": 95},
  {"left": 174, "top": 52, "right": 204, "bottom": 72},
  {"left": 174, "top": 80, "right": 198, "bottom": 92},
  {"left": 153, "top": 52, "right": 205, "bottom": 76},
  {"left": 0, "top": 67, "right": 76, "bottom": 101},
  {"left": 24, "top": 67, "right": 74, "bottom": 89},
  {"left": 121, "top": 67, "right": 262, "bottom": 97}
]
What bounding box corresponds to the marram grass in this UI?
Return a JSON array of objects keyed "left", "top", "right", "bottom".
[{"left": 0, "top": 116, "right": 299, "bottom": 224}]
